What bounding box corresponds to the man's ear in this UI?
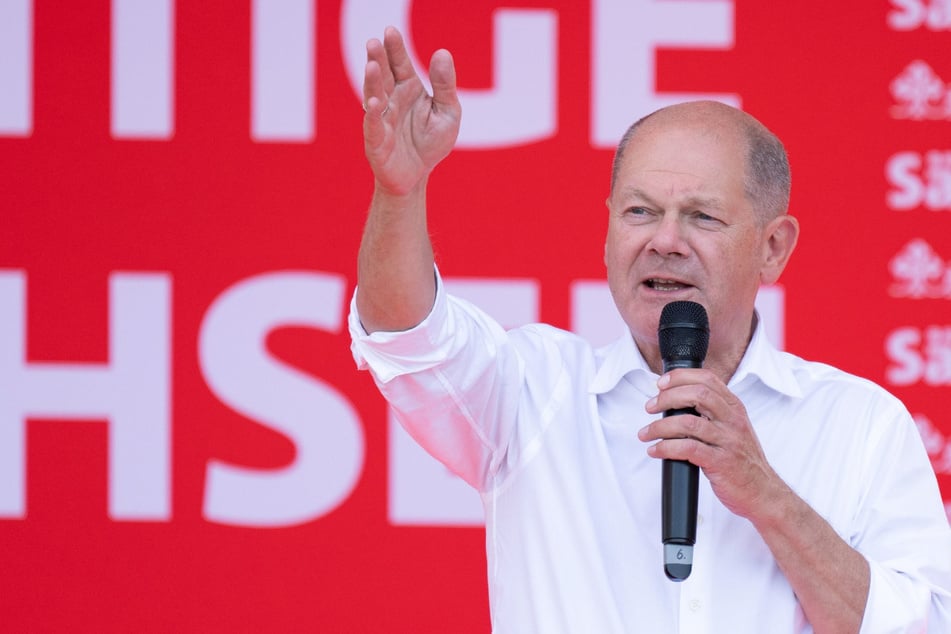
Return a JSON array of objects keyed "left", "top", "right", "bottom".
[{"left": 760, "top": 214, "right": 800, "bottom": 285}]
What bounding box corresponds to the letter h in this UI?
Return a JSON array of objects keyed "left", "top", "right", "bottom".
[{"left": 0, "top": 271, "right": 171, "bottom": 520}]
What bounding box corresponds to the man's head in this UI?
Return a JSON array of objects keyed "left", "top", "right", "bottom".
[{"left": 604, "top": 101, "right": 799, "bottom": 378}]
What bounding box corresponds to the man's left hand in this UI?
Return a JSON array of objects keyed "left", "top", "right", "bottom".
[{"left": 638, "top": 368, "right": 782, "bottom": 521}]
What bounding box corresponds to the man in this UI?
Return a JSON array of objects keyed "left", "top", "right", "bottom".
[{"left": 349, "top": 27, "right": 951, "bottom": 632}]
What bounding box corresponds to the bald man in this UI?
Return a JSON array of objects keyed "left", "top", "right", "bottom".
[{"left": 349, "top": 27, "right": 951, "bottom": 633}]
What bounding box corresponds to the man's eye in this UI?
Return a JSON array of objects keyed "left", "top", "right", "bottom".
[{"left": 627, "top": 206, "right": 650, "bottom": 215}]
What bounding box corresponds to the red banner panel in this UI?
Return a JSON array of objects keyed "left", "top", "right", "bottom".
[{"left": 1, "top": 0, "right": 949, "bottom": 631}]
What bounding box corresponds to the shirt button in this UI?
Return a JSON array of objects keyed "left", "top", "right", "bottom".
[
  {"left": 697, "top": 514, "right": 705, "bottom": 526},
  {"left": 690, "top": 599, "right": 702, "bottom": 612}
]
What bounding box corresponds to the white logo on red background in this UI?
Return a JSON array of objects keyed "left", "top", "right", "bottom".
[
  {"left": 890, "top": 60, "right": 951, "bottom": 120},
  {"left": 889, "top": 239, "right": 951, "bottom": 299}
]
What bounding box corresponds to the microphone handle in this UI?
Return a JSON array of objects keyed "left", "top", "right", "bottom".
[{"left": 662, "top": 406, "right": 700, "bottom": 581}]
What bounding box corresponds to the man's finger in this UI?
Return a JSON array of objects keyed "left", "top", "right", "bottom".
[
  {"left": 362, "top": 59, "right": 386, "bottom": 150},
  {"left": 382, "top": 26, "right": 416, "bottom": 84},
  {"left": 639, "top": 413, "right": 713, "bottom": 444},
  {"left": 646, "top": 436, "right": 712, "bottom": 467},
  {"left": 365, "top": 37, "right": 394, "bottom": 93},
  {"left": 362, "top": 55, "right": 382, "bottom": 107},
  {"left": 429, "top": 49, "right": 459, "bottom": 110}
]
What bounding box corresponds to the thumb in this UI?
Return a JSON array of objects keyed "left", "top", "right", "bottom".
[{"left": 428, "top": 49, "right": 459, "bottom": 111}]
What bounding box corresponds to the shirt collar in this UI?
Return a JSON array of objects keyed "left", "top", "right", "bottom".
[
  {"left": 589, "top": 311, "right": 803, "bottom": 399},
  {"left": 589, "top": 330, "right": 656, "bottom": 396},
  {"left": 729, "top": 314, "right": 803, "bottom": 398}
]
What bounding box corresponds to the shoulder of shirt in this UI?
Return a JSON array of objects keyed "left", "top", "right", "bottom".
[
  {"left": 502, "top": 322, "right": 601, "bottom": 368},
  {"left": 507, "top": 322, "right": 594, "bottom": 349},
  {"left": 772, "top": 348, "right": 908, "bottom": 413}
]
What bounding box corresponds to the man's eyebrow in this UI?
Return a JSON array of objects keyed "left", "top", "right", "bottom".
[
  {"left": 616, "top": 187, "right": 725, "bottom": 210},
  {"left": 682, "top": 195, "right": 726, "bottom": 211},
  {"left": 616, "top": 187, "right": 658, "bottom": 205}
]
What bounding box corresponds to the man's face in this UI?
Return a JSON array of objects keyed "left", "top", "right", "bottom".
[{"left": 605, "top": 120, "right": 768, "bottom": 368}]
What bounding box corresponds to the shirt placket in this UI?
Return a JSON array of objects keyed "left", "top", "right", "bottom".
[{"left": 677, "top": 477, "right": 713, "bottom": 634}]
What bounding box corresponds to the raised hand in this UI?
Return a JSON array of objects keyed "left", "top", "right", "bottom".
[
  {"left": 362, "top": 26, "right": 462, "bottom": 196},
  {"left": 355, "top": 27, "right": 461, "bottom": 333}
]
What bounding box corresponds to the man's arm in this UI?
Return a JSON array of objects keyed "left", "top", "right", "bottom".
[
  {"left": 639, "top": 369, "right": 869, "bottom": 633},
  {"left": 356, "top": 27, "right": 461, "bottom": 334},
  {"left": 750, "top": 479, "right": 869, "bottom": 632}
]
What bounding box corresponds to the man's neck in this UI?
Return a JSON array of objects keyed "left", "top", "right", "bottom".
[{"left": 636, "top": 313, "right": 757, "bottom": 384}]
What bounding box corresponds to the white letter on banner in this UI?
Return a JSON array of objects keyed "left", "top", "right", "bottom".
[
  {"left": 570, "top": 281, "right": 628, "bottom": 348},
  {"left": 111, "top": 0, "right": 174, "bottom": 139},
  {"left": 885, "top": 327, "right": 924, "bottom": 386},
  {"left": 340, "top": 0, "right": 557, "bottom": 148},
  {"left": 0, "top": 271, "right": 172, "bottom": 520},
  {"left": 389, "top": 278, "right": 539, "bottom": 526},
  {"left": 0, "top": 0, "right": 31, "bottom": 136},
  {"left": 886, "top": 151, "right": 924, "bottom": 211},
  {"left": 199, "top": 272, "right": 364, "bottom": 527},
  {"left": 591, "top": 0, "right": 738, "bottom": 147},
  {"left": 252, "top": 0, "right": 315, "bottom": 142}
]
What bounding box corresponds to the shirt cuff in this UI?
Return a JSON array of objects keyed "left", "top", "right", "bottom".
[
  {"left": 348, "top": 266, "right": 453, "bottom": 383},
  {"left": 859, "top": 559, "right": 931, "bottom": 634}
]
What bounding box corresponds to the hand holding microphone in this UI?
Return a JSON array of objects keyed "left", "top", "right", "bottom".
[{"left": 641, "top": 303, "right": 780, "bottom": 582}]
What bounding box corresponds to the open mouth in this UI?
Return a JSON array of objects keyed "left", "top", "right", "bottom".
[{"left": 644, "top": 278, "right": 692, "bottom": 292}]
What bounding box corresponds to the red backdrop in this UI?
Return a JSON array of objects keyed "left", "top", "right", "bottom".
[{"left": 1, "top": 0, "right": 949, "bottom": 631}]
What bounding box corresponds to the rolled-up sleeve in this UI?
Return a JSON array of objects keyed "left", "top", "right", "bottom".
[
  {"left": 349, "top": 268, "right": 523, "bottom": 490},
  {"left": 350, "top": 269, "right": 460, "bottom": 384}
]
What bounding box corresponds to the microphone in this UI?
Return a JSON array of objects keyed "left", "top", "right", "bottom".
[{"left": 657, "top": 300, "right": 709, "bottom": 581}]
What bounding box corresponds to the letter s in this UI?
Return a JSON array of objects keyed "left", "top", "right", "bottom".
[
  {"left": 885, "top": 327, "right": 923, "bottom": 387},
  {"left": 199, "top": 272, "right": 364, "bottom": 527},
  {"left": 886, "top": 151, "right": 924, "bottom": 211}
]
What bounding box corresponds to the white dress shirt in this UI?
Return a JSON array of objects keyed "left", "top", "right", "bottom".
[{"left": 350, "top": 271, "right": 951, "bottom": 633}]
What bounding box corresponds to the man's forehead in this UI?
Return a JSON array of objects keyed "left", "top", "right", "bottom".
[
  {"left": 618, "top": 122, "right": 747, "bottom": 178},
  {"left": 629, "top": 117, "right": 744, "bottom": 153}
]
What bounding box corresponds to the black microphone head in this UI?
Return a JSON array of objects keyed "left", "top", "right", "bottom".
[{"left": 658, "top": 301, "right": 709, "bottom": 370}]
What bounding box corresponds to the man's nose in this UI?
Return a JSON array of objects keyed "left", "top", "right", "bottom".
[{"left": 647, "top": 213, "right": 690, "bottom": 257}]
